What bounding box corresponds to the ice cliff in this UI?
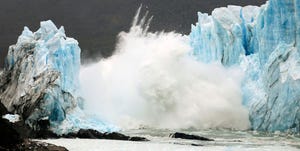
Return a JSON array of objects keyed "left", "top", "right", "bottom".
[
  {"left": 190, "top": 0, "right": 300, "bottom": 133},
  {"left": 0, "top": 21, "right": 114, "bottom": 134}
]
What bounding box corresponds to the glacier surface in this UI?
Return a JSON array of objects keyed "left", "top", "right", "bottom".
[
  {"left": 0, "top": 20, "right": 115, "bottom": 134},
  {"left": 190, "top": 0, "right": 300, "bottom": 132}
]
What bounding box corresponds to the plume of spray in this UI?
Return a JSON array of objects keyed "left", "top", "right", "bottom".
[{"left": 80, "top": 7, "right": 250, "bottom": 130}]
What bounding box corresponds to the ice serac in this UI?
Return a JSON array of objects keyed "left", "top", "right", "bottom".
[
  {"left": 190, "top": 0, "right": 300, "bottom": 133},
  {"left": 0, "top": 20, "right": 114, "bottom": 134},
  {"left": 190, "top": 5, "right": 261, "bottom": 66}
]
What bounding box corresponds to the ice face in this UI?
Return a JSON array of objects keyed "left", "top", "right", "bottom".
[
  {"left": 0, "top": 20, "right": 115, "bottom": 134},
  {"left": 190, "top": 0, "right": 300, "bottom": 133},
  {"left": 190, "top": 5, "right": 261, "bottom": 66}
]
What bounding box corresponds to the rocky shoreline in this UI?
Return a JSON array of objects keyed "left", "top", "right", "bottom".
[
  {"left": 1, "top": 101, "right": 215, "bottom": 150},
  {"left": 0, "top": 102, "right": 149, "bottom": 150},
  {"left": 1, "top": 140, "right": 68, "bottom": 151},
  {"left": 0, "top": 102, "right": 66, "bottom": 150}
]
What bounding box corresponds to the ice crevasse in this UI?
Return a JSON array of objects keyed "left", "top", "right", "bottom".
[
  {"left": 0, "top": 21, "right": 115, "bottom": 134},
  {"left": 190, "top": 0, "right": 300, "bottom": 132}
]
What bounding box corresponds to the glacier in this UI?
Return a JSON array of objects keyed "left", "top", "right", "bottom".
[
  {"left": 190, "top": 0, "right": 300, "bottom": 133},
  {"left": 0, "top": 20, "right": 115, "bottom": 134},
  {"left": 0, "top": 0, "right": 299, "bottom": 134}
]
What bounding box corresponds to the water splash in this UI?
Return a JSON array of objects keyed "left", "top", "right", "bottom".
[{"left": 79, "top": 7, "right": 250, "bottom": 130}]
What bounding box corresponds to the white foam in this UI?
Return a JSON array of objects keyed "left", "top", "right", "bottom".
[{"left": 79, "top": 9, "right": 250, "bottom": 130}]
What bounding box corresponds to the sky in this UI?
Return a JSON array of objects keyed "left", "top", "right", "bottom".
[{"left": 0, "top": 0, "right": 266, "bottom": 68}]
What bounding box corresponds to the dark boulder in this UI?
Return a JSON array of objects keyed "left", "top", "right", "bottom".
[
  {"left": 62, "top": 132, "right": 78, "bottom": 138},
  {"left": 191, "top": 143, "right": 204, "bottom": 146},
  {"left": 102, "top": 131, "right": 149, "bottom": 141},
  {"left": 0, "top": 103, "right": 23, "bottom": 147},
  {"left": 129, "top": 136, "right": 149, "bottom": 141},
  {"left": 103, "top": 132, "right": 130, "bottom": 140},
  {"left": 0, "top": 118, "right": 23, "bottom": 148},
  {"left": 170, "top": 132, "right": 214, "bottom": 141},
  {"left": 32, "top": 119, "right": 59, "bottom": 139},
  {"left": 0, "top": 102, "right": 26, "bottom": 147},
  {"left": 63, "top": 129, "right": 149, "bottom": 141},
  {"left": 33, "top": 129, "right": 59, "bottom": 139},
  {"left": 0, "top": 102, "right": 65, "bottom": 150},
  {"left": 77, "top": 129, "right": 104, "bottom": 139},
  {"left": 0, "top": 119, "right": 68, "bottom": 151},
  {"left": 0, "top": 102, "right": 8, "bottom": 115},
  {"left": 10, "top": 120, "right": 31, "bottom": 140},
  {"left": 14, "top": 140, "right": 68, "bottom": 151}
]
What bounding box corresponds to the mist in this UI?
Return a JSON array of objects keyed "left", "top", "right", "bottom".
[{"left": 79, "top": 9, "right": 250, "bottom": 130}]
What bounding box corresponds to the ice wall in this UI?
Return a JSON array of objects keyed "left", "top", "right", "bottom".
[
  {"left": 190, "top": 0, "right": 300, "bottom": 132},
  {"left": 0, "top": 20, "right": 114, "bottom": 134},
  {"left": 190, "top": 5, "right": 261, "bottom": 65}
]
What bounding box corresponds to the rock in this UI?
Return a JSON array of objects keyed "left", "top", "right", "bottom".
[
  {"left": 102, "top": 131, "right": 149, "bottom": 141},
  {"left": 0, "top": 118, "right": 23, "bottom": 148},
  {"left": 103, "top": 132, "right": 130, "bottom": 140},
  {"left": 32, "top": 119, "right": 59, "bottom": 139},
  {"left": 33, "top": 129, "right": 59, "bottom": 139},
  {"left": 0, "top": 102, "right": 57, "bottom": 145},
  {"left": 170, "top": 132, "right": 214, "bottom": 141},
  {"left": 0, "top": 102, "right": 8, "bottom": 115},
  {"left": 0, "top": 102, "right": 28, "bottom": 147},
  {"left": 63, "top": 129, "right": 149, "bottom": 141},
  {"left": 0, "top": 103, "right": 66, "bottom": 150},
  {"left": 10, "top": 120, "right": 31, "bottom": 140},
  {"left": 129, "top": 136, "right": 149, "bottom": 141},
  {"left": 191, "top": 143, "right": 203, "bottom": 146},
  {"left": 61, "top": 132, "right": 78, "bottom": 138},
  {"left": 77, "top": 129, "right": 104, "bottom": 139},
  {"left": 14, "top": 140, "right": 68, "bottom": 151},
  {"left": 0, "top": 119, "right": 65, "bottom": 150}
]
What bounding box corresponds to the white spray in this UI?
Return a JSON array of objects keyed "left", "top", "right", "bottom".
[{"left": 80, "top": 7, "right": 250, "bottom": 130}]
